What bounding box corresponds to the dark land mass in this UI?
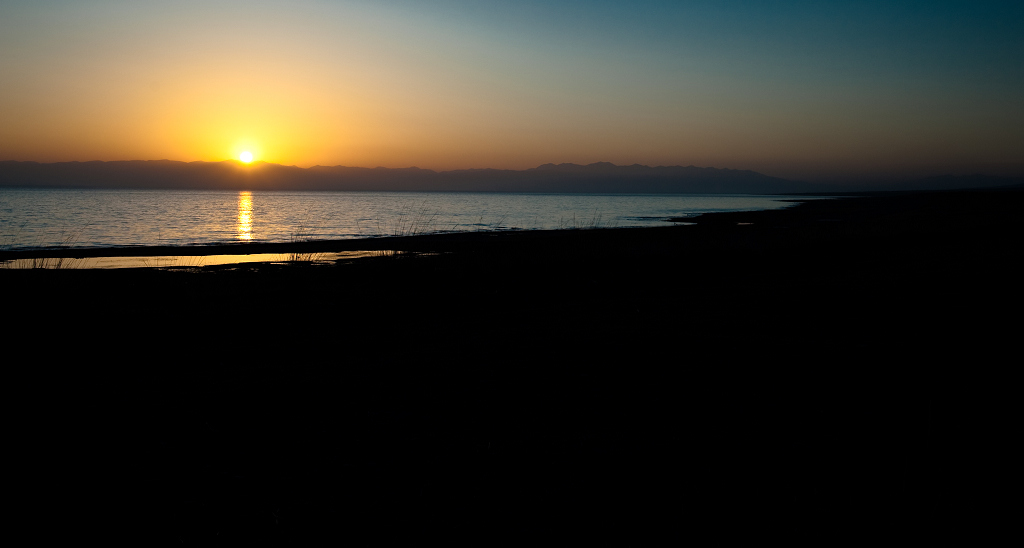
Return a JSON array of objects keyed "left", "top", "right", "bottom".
[
  {"left": 4, "top": 158, "right": 1022, "bottom": 193},
  {"left": 0, "top": 159, "right": 812, "bottom": 193},
  {"left": 5, "top": 187, "right": 1020, "bottom": 543}
]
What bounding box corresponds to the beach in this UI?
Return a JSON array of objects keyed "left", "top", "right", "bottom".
[{"left": 6, "top": 187, "right": 1020, "bottom": 543}]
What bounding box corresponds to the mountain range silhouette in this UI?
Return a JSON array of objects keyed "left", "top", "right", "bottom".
[{"left": 1, "top": 160, "right": 1019, "bottom": 193}]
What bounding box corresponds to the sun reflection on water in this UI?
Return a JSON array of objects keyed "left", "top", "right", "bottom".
[{"left": 237, "top": 191, "right": 253, "bottom": 240}]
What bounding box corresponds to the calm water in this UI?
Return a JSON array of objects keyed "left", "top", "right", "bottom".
[{"left": 0, "top": 188, "right": 806, "bottom": 251}]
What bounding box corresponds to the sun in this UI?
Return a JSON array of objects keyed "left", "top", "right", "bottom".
[{"left": 239, "top": 151, "right": 254, "bottom": 163}]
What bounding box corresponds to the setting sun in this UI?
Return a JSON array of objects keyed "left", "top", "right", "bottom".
[{"left": 240, "top": 151, "right": 254, "bottom": 163}]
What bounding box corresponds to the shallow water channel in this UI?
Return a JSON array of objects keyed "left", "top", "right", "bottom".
[{"left": 0, "top": 250, "right": 397, "bottom": 269}]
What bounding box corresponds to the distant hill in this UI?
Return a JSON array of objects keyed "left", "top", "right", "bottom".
[
  {"left": 1, "top": 160, "right": 1020, "bottom": 194},
  {"left": 0, "top": 160, "right": 814, "bottom": 194}
]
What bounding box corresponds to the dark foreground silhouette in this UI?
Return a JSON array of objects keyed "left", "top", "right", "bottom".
[{"left": 5, "top": 188, "right": 1020, "bottom": 544}]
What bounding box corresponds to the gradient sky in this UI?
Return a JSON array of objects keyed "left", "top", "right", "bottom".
[{"left": 1, "top": 0, "right": 1021, "bottom": 182}]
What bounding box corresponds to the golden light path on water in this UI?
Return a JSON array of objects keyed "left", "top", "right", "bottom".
[{"left": 237, "top": 191, "right": 254, "bottom": 241}]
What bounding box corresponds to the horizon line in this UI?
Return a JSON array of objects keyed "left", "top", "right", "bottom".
[{"left": 4, "top": 158, "right": 1022, "bottom": 184}]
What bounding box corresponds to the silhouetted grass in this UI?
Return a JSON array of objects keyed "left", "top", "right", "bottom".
[
  {"left": 1, "top": 226, "right": 84, "bottom": 269},
  {"left": 558, "top": 210, "right": 604, "bottom": 230}
]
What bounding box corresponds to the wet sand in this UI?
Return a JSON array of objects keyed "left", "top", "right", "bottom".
[{"left": 6, "top": 187, "right": 1021, "bottom": 543}]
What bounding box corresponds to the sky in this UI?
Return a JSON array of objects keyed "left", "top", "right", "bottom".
[{"left": 1, "top": 0, "right": 1021, "bottom": 183}]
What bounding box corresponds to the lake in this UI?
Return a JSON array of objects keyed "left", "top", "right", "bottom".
[{"left": 0, "top": 188, "right": 809, "bottom": 251}]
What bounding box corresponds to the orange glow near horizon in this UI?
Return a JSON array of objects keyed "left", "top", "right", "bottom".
[{"left": 1, "top": 2, "right": 1021, "bottom": 183}]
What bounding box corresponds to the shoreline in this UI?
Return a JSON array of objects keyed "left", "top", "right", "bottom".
[{"left": 2, "top": 186, "right": 1019, "bottom": 264}]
